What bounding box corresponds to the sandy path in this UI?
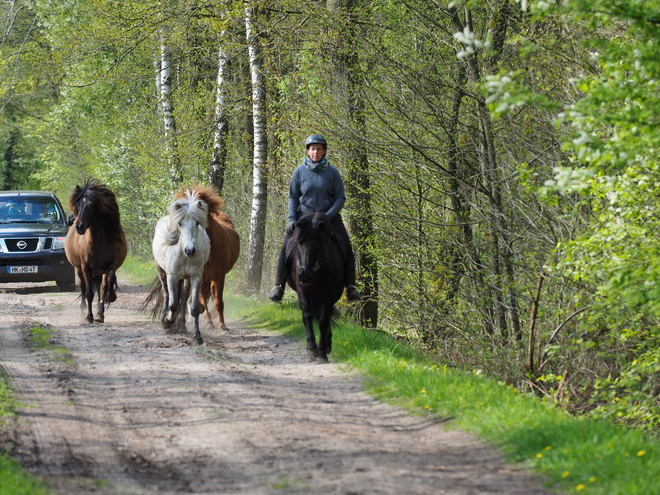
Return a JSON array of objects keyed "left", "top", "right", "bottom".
[{"left": 0, "top": 281, "right": 551, "bottom": 494}]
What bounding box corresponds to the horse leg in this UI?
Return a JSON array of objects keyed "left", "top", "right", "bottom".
[
  {"left": 317, "top": 305, "right": 333, "bottom": 363},
  {"left": 108, "top": 262, "right": 119, "bottom": 303},
  {"left": 95, "top": 274, "right": 107, "bottom": 323},
  {"left": 156, "top": 265, "right": 174, "bottom": 330},
  {"left": 189, "top": 276, "right": 203, "bottom": 345},
  {"left": 76, "top": 267, "right": 87, "bottom": 312},
  {"left": 164, "top": 273, "right": 180, "bottom": 329},
  {"left": 201, "top": 281, "right": 215, "bottom": 329},
  {"left": 81, "top": 266, "right": 95, "bottom": 324},
  {"left": 176, "top": 279, "right": 190, "bottom": 333},
  {"left": 212, "top": 277, "right": 229, "bottom": 332},
  {"left": 299, "top": 298, "right": 318, "bottom": 362}
]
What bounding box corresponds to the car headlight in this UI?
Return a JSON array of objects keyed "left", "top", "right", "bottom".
[{"left": 52, "top": 236, "right": 67, "bottom": 250}]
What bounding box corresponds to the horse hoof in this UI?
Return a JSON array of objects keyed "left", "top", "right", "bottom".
[
  {"left": 317, "top": 355, "right": 329, "bottom": 364},
  {"left": 109, "top": 293, "right": 117, "bottom": 303},
  {"left": 306, "top": 349, "right": 319, "bottom": 362},
  {"left": 94, "top": 317, "right": 104, "bottom": 323},
  {"left": 85, "top": 316, "right": 94, "bottom": 324},
  {"left": 194, "top": 337, "right": 203, "bottom": 345},
  {"left": 219, "top": 325, "right": 228, "bottom": 332}
]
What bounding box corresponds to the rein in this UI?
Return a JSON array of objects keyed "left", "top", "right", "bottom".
[{"left": 296, "top": 232, "right": 331, "bottom": 274}]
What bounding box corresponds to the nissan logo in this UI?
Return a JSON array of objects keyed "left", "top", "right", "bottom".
[{"left": 17, "top": 240, "right": 28, "bottom": 250}]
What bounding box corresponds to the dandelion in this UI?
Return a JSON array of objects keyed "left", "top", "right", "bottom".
[
  {"left": 624, "top": 453, "right": 630, "bottom": 457},
  {"left": 588, "top": 477, "right": 596, "bottom": 483},
  {"left": 424, "top": 405, "right": 430, "bottom": 409},
  {"left": 576, "top": 484, "right": 585, "bottom": 491},
  {"left": 536, "top": 453, "right": 543, "bottom": 459},
  {"left": 421, "top": 389, "right": 427, "bottom": 394},
  {"left": 561, "top": 471, "right": 570, "bottom": 478},
  {"left": 637, "top": 450, "right": 646, "bottom": 457},
  {"left": 544, "top": 446, "right": 552, "bottom": 451}
]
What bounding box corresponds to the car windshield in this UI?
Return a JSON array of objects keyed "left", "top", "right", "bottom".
[{"left": 0, "top": 197, "right": 62, "bottom": 223}]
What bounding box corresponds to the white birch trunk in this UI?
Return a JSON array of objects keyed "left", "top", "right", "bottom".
[
  {"left": 158, "top": 31, "right": 182, "bottom": 186},
  {"left": 209, "top": 34, "right": 230, "bottom": 193},
  {"left": 244, "top": 3, "right": 268, "bottom": 294}
]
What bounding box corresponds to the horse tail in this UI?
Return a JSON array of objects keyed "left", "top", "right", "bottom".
[{"left": 141, "top": 276, "right": 164, "bottom": 319}]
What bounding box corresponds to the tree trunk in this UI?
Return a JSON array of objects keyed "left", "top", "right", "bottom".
[
  {"left": 450, "top": 4, "right": 520, "bottom": 340},
  {"left": 158, "top": 31, "right": 182, "bottom": 187},
  {"left": 327, "top": 0, "right": 378, "bottom": 328},
  {"left": 209, "top": 35, "right": 230, "bottom": 194},
  {"left": 243, "top": 2, "right": 268, "bottom": 295}
]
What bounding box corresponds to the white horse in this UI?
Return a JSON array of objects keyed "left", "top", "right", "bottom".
[{"left": 152, "top": 189, "right": 211, "bottom": 345}]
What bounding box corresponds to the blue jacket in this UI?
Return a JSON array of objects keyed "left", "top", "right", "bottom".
[{"left": 288, "top": 163, "right": 346, "bottom": 223}]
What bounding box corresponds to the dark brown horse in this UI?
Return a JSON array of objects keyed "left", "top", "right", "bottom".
[
  {"left": 144, "top": 185, "right": 239, "bottom": 342},
  {"left": 286, "top": 212, "right": 344, "bottom": 363},
  {"left": 64, "top": 179, "right": 127, "bottom": 323}
]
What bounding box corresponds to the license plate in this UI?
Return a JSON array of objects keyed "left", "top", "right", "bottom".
[{"left": 8, "top": 266, "right": 38, "bottom": 274}]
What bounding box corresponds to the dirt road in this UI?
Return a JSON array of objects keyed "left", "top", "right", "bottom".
[{"left": 0, "top": 281, "right": 550, "bottom": 494}]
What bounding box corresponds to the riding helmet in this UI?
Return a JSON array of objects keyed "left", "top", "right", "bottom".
[{"left": 305, "top": 134, "right": 327, "bottom": 148}]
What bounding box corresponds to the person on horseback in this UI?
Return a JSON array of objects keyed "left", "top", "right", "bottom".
[{"left": 269, "top": 134, "right": 361, "bottom": 303}]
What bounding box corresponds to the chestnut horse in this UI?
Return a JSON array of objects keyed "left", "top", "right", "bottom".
[
  {"left": 286, "top": 212, "right": 344, "bottom": 363},
  {"left": 64, "top": 179, "right": 127, "bottom": 323},
  {"left": 192, "top": 187, "right": 240, "bottom": 332},
  {"left": 144, "top": 186, "right": 239, "bottom": 342}
]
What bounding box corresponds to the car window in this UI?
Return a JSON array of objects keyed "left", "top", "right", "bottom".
[{"left": 0, "top": 197, "right": 62, "bottom": 222}]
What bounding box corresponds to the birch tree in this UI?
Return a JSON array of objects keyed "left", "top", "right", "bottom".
[
  {"left": 209, "top": 31, "right": 230, "bottom": 194},
  {"left": 157, "top": 29, "right": 183, "bottom": 187},
  {"left": 243, "top": 1, "right": 268, "bottom": 294}
]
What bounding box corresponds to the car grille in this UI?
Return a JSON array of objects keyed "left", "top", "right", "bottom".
[{"left": 5, "top": 238, "right": 40, "bottom": 252}]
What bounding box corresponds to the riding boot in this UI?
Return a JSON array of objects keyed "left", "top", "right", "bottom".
[
  {"left": 269, "top": 243, "right": 288, "bottom": 303},
  {"left": 345, "top": 251, "right": 361, "bottom": 303}
]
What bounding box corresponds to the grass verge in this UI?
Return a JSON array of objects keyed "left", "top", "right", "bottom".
[
  {"left": 225, "top": 294, "right": 660, "bottom": 495},
  {"left": 119, "top": 255, "right": 157, "bottom": 286},
  {"left": 0, "top": 370, "right": 46, "bottom": 495}
]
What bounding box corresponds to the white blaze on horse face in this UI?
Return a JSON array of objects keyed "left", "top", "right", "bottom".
[{"left": 179, "top": 215, "right": 199, "bottom": 258}]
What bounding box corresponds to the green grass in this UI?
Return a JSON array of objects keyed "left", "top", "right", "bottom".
[
  {"left": 0, "top": 370, "right": 46, "bottom": 495},
  {"left": 24, "top": 326, "right": 73, "bottom": 363},
  {"left": 224, "top": 295, "right": 660, "bottom": 495},
  {"left": 119, "top": 255, "right": 158, "bottom": 286}
]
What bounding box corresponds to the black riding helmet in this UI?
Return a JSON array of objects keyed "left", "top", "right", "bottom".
[{"left": 305, "top": 134, "right": 327, "bottom": 149}]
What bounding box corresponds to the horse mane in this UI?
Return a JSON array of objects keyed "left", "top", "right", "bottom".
[
  {"left": 69, "top": 178, "right": 123, "bottom": 239},
  {"left": 286, "top": 212, "right": 330, "bottom": 260},
  {"left": 164, "top": 189, "right": 210, "bottom": 245},
  {"left": 174, "top": 185, "right": 224, "bottom": 217}
]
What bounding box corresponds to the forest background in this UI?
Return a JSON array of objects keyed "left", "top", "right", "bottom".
[{"left": 2, "top": 0, "right": 659, "bottom": 432}]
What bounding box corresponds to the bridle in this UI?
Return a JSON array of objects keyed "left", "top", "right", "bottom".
[{"left": 296, "top": 231, "right": 330, "bottom": 275}]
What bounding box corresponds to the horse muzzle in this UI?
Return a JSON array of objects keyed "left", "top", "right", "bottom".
[{"left": 184, "top": 246, "right": 196, "bottom": 257}]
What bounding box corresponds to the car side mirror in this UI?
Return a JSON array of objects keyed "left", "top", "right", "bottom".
[{"left": 67, "top": 214, "right": 75, "bottom": 226}]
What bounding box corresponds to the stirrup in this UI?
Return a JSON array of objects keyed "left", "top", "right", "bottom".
[
  {"left": 269, "top": 285, "right": 284, "bottom": 303},
  {"left": 346, "top": 285, "right": 361, "bottom": 303}
]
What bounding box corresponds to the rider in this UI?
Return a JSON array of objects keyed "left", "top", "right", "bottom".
[{"left": 269, "top": 134, "right": 361, "bottom": 303}]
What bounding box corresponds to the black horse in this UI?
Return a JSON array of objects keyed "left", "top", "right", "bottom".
[{"left": 286, "top": 212, "right": 345, "bottom": 363}]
